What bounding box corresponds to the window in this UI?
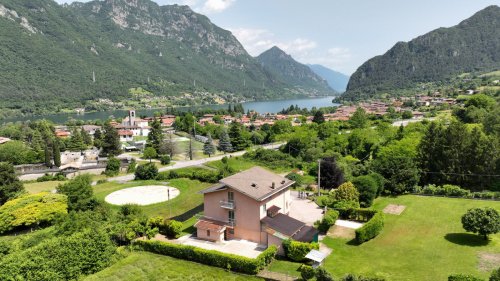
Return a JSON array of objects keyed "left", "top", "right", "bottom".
[
  {"left": 206, "top": 230, "right": 210, "bottom": 237},
  {"left": 229, "top": 228, "right": 234, "bottom": 234},
  {"left": 262, "top": 204, "right": 266, "bottom": 213},
  {"left": 228, "top": 191, "right": 234, "bottom": 202},
  {"left": 228, "top": 210, "right": 235, "bottom": 223}
]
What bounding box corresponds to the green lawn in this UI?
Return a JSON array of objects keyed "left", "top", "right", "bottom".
[
  {"left": 205, "top": 156, "right": 291, "bottom": 174},
  {"left": 93, "top": 178, "right": 211, "bottom": 218},
  {"left": 23, "top": 181, "right": 61, "bottom": 194},
  {"left": 271, "top": 195, "right": 500, "bottom": 280},
  {"left": 85, "top": 251, "right": 263, "bottom": 281}
]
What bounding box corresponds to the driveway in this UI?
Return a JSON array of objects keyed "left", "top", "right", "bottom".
[{"left": 288, "top": 190, "right": 324, "bottom": 226}]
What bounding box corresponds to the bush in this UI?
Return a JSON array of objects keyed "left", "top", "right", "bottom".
[
  {"left": 300, "top": 264, "right": 316, "bottom": 280},
  {"left": 355, "top": 212, "right": 384, "bottom": 244},
  {"left": 443, "top": 185, "right": 470, "bottom": 197},
  {"left": 127, "top": 159, "right": 137, "bottom": 173},
  {"left": 491, "top": 267, "right": 500, "bottom": 281},
  {"left": 96, "top": 179, "right": 108, "bottom": 185},
  {"left": 286, "top": 172, "right": 304, "bottom": 188},
  {"left": 0, "top": 228, "right": 116, "bottom": 280},
  {"left": 36, "top": 173, "right": 66, "bottom": 182},
  {"left": 333, "top": 182, "right": 359, "bottom": 202},
  {"left": 316, "top": 195, "right": 334, "bottom": 208},
  {"left": 316, "top": 209, "right": 339, "bottom": 233},
  {"left": 164, "top": 220, "right": 183, "bottom": 239},
  {"left": 461, "top": 207, "right": 500, "bottom": 240},
  {"left": 135, "top": 163, "right": 159, "bottom": 180},
  {"left": 341, "top": 274, "right": 386, "bottom": 281},
  {"left": 105, "top": 157, "right": 121, "bottom": 176},
  {"left": 315, "top": 267, "right": 334, "bottom": 281},
  {"left": 282, "top": 239, "right": 319, "bottom": 262},
  {"left": 337, "top": 208, "right": 377, "bottom": 222},
  {"left": 448, "top": 274, "right": 484, "bottom": 281},
  {"left": 133, "top": 239, "right": 277, "bottom": 274},
  {"left": 244, "top": 148, "right": 296, "bottom": 169},
  {"left": 160, "top": 155, "right": 171, "bottom": 165},
  {"left": 0, "top": 192, "right": 67, "bottom": 234},
  {"left": 57, "top": 175, "right": 97, "bottom": 211}
]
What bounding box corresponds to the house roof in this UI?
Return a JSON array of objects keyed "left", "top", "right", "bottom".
[
  {"left": 291, "top": 225, "right": 318, "bottom": 242},
  {"left": 199, "top": 183, "right": 227, "bottom": 194},
  {"left": 118, "top": 130, "right": 133, "bottom": 136},
  {"left": 194, "top": 219, "right": 226, "bottom": 232},
  {"left": 214, "top": 167, "right": 294, "bottom": 201},
  {"left": 261, "top": 213, "right": 305, "bottom": 237}
]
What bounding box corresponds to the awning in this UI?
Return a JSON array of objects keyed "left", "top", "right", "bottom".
[{"left": 305, "top": 249, "right": 328, "bottom": 263}]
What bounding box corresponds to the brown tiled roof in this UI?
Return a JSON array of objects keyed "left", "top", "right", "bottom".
[
  {"left": 213, "top": 167, "right": 294, "bottom": 201},
  {"left": 194, "top": 219, "right": 226, "bottom": 232},
  {"left": 261, "top": 213, "right": 305, "bottom": 237}
]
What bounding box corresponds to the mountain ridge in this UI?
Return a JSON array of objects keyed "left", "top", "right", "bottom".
[
  {"left": 343, "top": 5, "right": 500, "bottom": 101},
  {"left": 308, "top": 64, "right": 349, "bottom": 93}
]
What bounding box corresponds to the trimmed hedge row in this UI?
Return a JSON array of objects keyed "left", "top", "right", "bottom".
[
  {"left": 448, "top": 274, "right": 484, "bottom": 281},
  {"left": 133, "top": 239, "right": 277, "bottom": 274},
  {"left": 355, "top": 211, "right": 384, "bottom": 244},
  {"left": 157, "top": 168, "right": 222, "bottom": 183},
  {"left": 418, "top": 184, "right": 500, "bottom": 200},
  {"left": 337, "top": 208, "right": 377, "bottom": 222},
  {"left": 282, "top": 239, "right": 319, "bottom": 262}
]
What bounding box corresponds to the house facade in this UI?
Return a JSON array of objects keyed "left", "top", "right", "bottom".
[{"left": 195, "top": 167, "right": 318, "bottom": 253}]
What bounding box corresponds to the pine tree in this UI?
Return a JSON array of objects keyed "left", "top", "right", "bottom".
[
  {"left": 312, "top": 110, "right": 325, "bottom": 124},
  {"left": 203, "top": 133, "right": 216, "bottom": 157},
  {"left": 81, "top": 129, "right": 93, "bottom": 147},
  {"left": 102, "top": 123, "right": 121, "bottom": 156},
  {"left": 44, "top": 143, "right": 52, "bottom": 167},
  {"left": 228, "top": 123, "right": 250, "bottom": 151},
  {"left": 93, "top": 129, "right": 103, "bottom": 149},
  {"left": 147, "top": 118, "right": 163, "bottom": 153},
  {"left": 0, "top": 162, "right": 24, "bottom": 205},
  {"left": 218, "top": 129, "right": 233, "bottom": 153},
  {"left": 68, "top": 128, "right": 85, "bottom": 151}
]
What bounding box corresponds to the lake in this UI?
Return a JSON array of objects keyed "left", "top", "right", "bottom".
[{"left": 2, "top": 96, "right": 338, "bottom": 124}]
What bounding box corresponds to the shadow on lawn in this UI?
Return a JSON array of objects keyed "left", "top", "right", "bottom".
[
  {"left": 444, "top": 233, "right": 489, "bottom": 247},
  {"left": 171, "top": 204, "right": 203, "bottom": 221}
]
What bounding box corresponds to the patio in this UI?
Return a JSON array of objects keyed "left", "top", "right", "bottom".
[{"left": 174, "top": 235, "right": 266, "bottom": 259}]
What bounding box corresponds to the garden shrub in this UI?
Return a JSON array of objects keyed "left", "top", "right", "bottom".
[
  {"left": 0, "top": 192, "right": 67, "bottom": 234},
  {"left": 337, "top": 208, "right": 377, "bottom": 222},
  {"left": 315, "top": 267, "right": 334, "bottom": 281},
  {"left": 419, "top": 185, "right": 499, "bottom": 200},
  {"left": 316, "top": 209, "right": 339, "bottom": 233},
  {"left": 105, "top": 157, "right": 121, "bottom": 176},
  {"left": 244, "top": 148, "right": 296, "bottom": 169},
  {"left": 355, "top": 211, "right": 384, "bottom": 244},
  {"left": 164, "top": 220, "right": 183, "bottom": 239},
  {"left": 300, "top": 264, "right": 315, "bottom": 280},
  {"left": 134, "top": 163, "right": 158, "bottom": 180},
  {"left": 316, "top": 195, "right": 334, "bottom": 208},
  {"left": 448, "top": 274, "right": 484, "bottom": 281},
  {"left": 160, "top": 155, "right": 171, "bottom": 165},
  {"left": 57, "top": 175, "right": 97, "bottom": 212},
  {"left": 36, "top": 173, "right": 66, "bottom": 182},
  {"left": 341, "top": 274, "right": 386, "bottom": 281},
  {"left": 282, "top": 239, "right": 319, "bottom": 262},
  {"left": 490, "top": 267, "right": 500, "bottom": 281},
  {"left": 127, "top": 159, "right": 137, "bottom": 173},
  {"left": 286, "top": 172, "right": 303, "bottom": 188},
  {"left": 133, "top": 239, "right": 277, "bottom": 274},
  {"left": 352, "top": 175, "right": 378, "bottom": 207},
  {"left": 443, "top": 185, "right": 470, "bottom": 197}
]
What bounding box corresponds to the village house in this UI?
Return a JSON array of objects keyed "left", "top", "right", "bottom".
[
  {"left": 195, "top": 167, "right": 318, "bottom": 254},
  {"left": 82, "top": 125, "right": 102, "bottom": 136},
  {"left": 118, "top": 130, "right": 134, "bottom": 142}
]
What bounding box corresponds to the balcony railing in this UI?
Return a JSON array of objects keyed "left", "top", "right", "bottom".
[
  {"left": 220, "top": 200, "right": 235, "bottom": 209},
  {"left": 227, "top": 218, "right": 236, "bottom": 227}
]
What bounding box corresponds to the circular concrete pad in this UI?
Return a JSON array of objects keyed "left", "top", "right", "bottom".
[{"left": 105, "top": 185, "right": 179, "bottom": 206}]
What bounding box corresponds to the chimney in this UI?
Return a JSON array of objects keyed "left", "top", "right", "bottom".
[{"left": 271, "top": 182, "right": 275, "bottom": 189}]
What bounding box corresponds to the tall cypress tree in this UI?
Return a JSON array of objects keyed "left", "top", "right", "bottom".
[{"left": 53, "top": 139, "right": 61, "bottom": 167}]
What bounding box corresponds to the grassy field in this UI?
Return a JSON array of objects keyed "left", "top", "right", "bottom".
[
  {"left": 269, "top": 195, "right": 500, "bottom": 280},
  {"left": 85, "top": 251, "right": 263, "bottom": 281},
  {"left": 93, "top": 178, "right": 211, "bottom": 218},
  {"left": 205, "top": 156, "right": 292, "bottom": 174},
  {"left": 24, "top": 181, "right": 61, "bottom": 194}
]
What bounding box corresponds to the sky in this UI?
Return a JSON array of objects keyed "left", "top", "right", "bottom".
[{"left": 55, "top": 0, "right": 498, "bottom": 75}]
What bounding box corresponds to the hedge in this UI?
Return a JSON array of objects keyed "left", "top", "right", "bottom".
[
  {"left": 133, "top": 239, "right": 277, "bottom": 274},
  {"left": 157, "top": 168, "right": 221, "bottom": 183},
  {"left": 355, "top": 211, "right": 384, "bottom": 244},
  {"left": 448, "top": 274, "right": 484, "bottom": 281},
  {"left": 418, "top": 184, "right": 500, "bottom": 200},
  {"left": 337, "top": 208, "right": 377, "bottom": 222},
  {"left": 316, "top": 209, "right": 339, "bottom": 233},
  {"left": 282, "top": 239, "right": 319, "bottom": 262}
]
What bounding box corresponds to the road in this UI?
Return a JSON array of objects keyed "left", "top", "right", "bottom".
[{"left": 107, "top": 142, "right": 284, "bottom": 183}]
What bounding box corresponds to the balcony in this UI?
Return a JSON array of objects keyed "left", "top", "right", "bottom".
[{"left": 220, "top": 200, "right": 235, "bottom": 209}]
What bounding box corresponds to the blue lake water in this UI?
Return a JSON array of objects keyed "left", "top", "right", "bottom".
[{"left": 2, "top": 96, "right": 338, "bottom": 124}]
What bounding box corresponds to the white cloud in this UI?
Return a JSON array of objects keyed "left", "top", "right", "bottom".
[{"left": 201, "top": 0, "right": 234, "bottom": 13}]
